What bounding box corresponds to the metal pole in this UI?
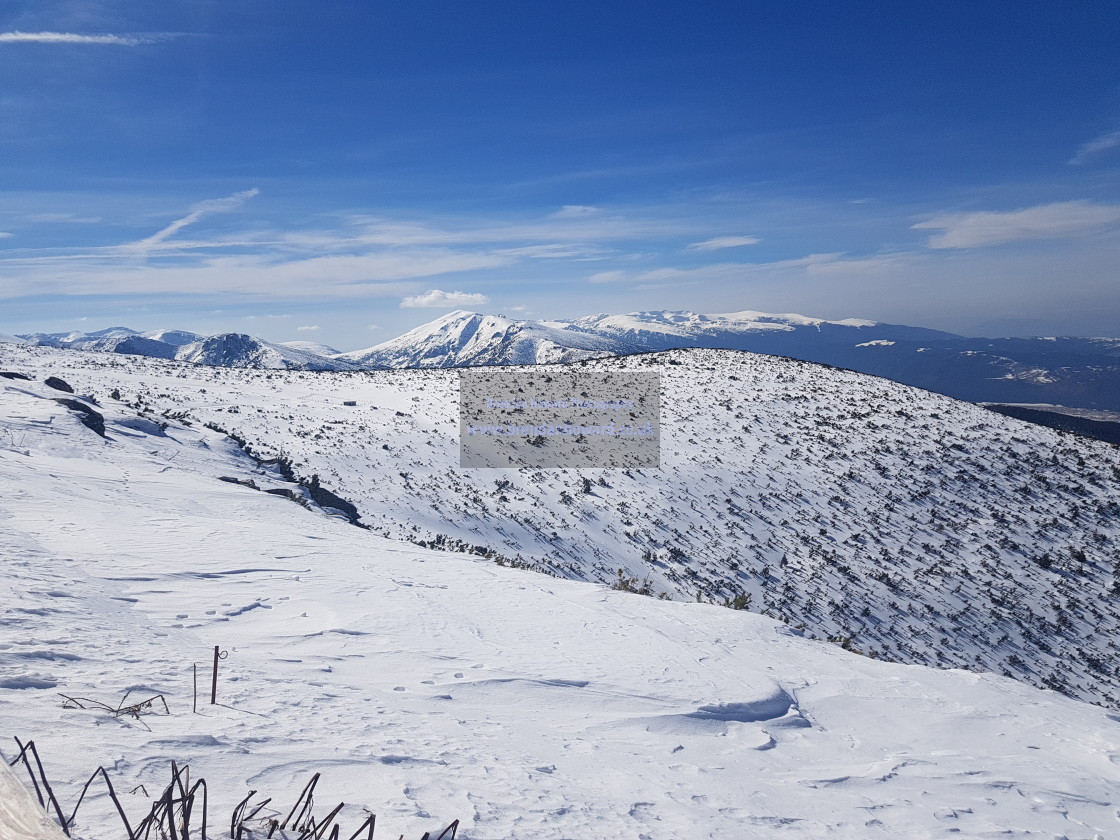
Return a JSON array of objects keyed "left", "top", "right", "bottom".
[
  {"left": 210, "top": 645, "right": 219, "bottom": 705},
  {"left": 192, "top": 663, "right": 197, "bottom": 713}
]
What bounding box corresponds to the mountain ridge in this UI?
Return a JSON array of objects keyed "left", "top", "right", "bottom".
[
  {"left": 336, "top": 309, "right": 636, "bottom": 368},
  {"left": 16, "top": 308, "right": 1120, "bottom": 409}
]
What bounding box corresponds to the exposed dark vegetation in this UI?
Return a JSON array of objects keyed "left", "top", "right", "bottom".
[{"left": 5, "top": 739, "right": 459, "bottom": 840}]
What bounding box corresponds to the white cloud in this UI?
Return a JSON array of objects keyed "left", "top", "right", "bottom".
[
  {"left": 27, "top": 213, "right": 102, "bottom": 224},
  {"left": 912, "top": 201, "right": 1120, "bottom": 249},
  {"left": 585, "top": 253, "right": 914, "bottom": 286},
  {"left": 551, "top": 205, "right": 600, "bottom": 218},
  {"left": 494, "top": 243, "right": 609, "bottom": 260},
  {"left": 0, "top": 250, "right": 508, "bottom": 301},
  {"left": 296, "top": 325, "right": 320, "bottom": 332},
  {"left": 0, "top": 31, "right": 168, "bottom": 46},
  {"left": 0, "top": 203, "right": 904, "bottom": 309},
  {"left": 686, "top": 235, "right": 761, "bottom": 251},
  {"left": 587, "top": 270, "right": 628, "bottom": 284},
  {"left": 1069, "top": 131, "right": 1120, "bottom": 165},
  {"left": 400, "top": 289, "right": 490, "bottom": 308},
  {"left": 303, "top": 212, "right": 706, "bottom": 250},
  {"left": 134, "top": 188, "right": 260, "bottom": 249},
  {"left": 0, "top": 232, "right": 12, "bottom": 239}
]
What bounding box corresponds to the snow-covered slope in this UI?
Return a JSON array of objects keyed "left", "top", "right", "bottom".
[
  {"left": 3, "top": 355, "right": 1120, "bottom": 839},
  {"left": 338, "top": 310, "right": 634, "bottom": 368},
  {"left": 174, "top": 333, "right": 359, "bottom": 371},
  {"left": 0, "top": 333, "right": 27, "bottom": 344},
  {"left": 16, "top": 328, "right": 180, "bottom": 360},
  {"left": 19, "top": 324, "right": 138, "bottom": 344},
  {"left": 281, "top": 340, "right": 342, "bottom": 357},
  {"left": 143, "top": 328, "right": 202, "bottom": 347},
  {"left": 84, "top": 334, "right": 179, "bottom": 359},
  {"left": 4, "top": 343, "right": 1120, "bottom": 714}
]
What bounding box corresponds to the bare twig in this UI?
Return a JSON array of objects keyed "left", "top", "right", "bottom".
[
  {"left": 281, "top": 773, "right": 321, "bottom": 831},
  {"left": 7, "top": 742, "right": 456, "bottom": 840},
  {"left": 60, "top": 692, "right": 170, "bottom": 719},
  {"left": 66, "top": 766, "right": 134, "bottom": 839}
]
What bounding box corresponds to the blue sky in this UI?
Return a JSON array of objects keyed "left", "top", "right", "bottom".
[{"left": 1, "top": 1, "right": 1119, "bottom": 349}]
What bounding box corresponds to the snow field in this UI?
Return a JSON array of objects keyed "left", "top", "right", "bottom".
[{"left": 1, "top": 358, "right": 1120, "bottom": 838}]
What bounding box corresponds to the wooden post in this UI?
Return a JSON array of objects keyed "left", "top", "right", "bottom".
[{"left": 210, "top": 646, "right": 219, "bottom": 705}]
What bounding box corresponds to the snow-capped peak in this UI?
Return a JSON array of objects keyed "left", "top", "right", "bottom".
[{"left": 337, "top": 310, "right": 630, "bottom": 368}]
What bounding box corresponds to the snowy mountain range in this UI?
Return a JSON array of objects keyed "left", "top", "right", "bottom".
[
  {"left": 19, "top": 326, "right": 361, "bottom": 371},
  {"left": 18, "top": 309, "right": 1120, "bottom": 411},
  {"left": 2, "top": 342, "right": 1120, "bottom": 838},
  {"left": 383, "top": 310, "right": 1118, "bottom": 411},
  {"left": 561, "top": 308, "right": 955, "bottom": 348}
]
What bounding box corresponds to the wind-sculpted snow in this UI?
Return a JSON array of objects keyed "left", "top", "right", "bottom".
[
  {"left": 3, "top": 359, "right": 1120, "bottom": 838},
  {"left": 3, "top": 343, "right": 1120, "bottom": 718}
]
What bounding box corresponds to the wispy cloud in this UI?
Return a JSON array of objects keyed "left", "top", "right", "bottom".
[
  {"left": 551, "top": 205, "right": 600, "bottom": 219},
  {"left": 1069, "top": 130, "right": 1120, "bottom": 165},
  {"left": 27, "top": 213, "right": 103, "bottom": 224},
  {"left": 0, "top": 31, "right": 170, "bottom": 46},
  {"left": 0, "top": 232, "right": 12, "bottom": 239},
  {"left": 296, "top": 325, "right": 321, "bottom": 332},
  {"left": 913, "top": 201, "right": 1120, "bottom": 249},
  {"left": 0, "top": 202, "right": 919, "bottom": 309},
  {"left": 0, "top": 250, "right": 508, "bottom": 301},
  {"left": 686, "top": 235, "right": 761, "bottom": 251},
  {"left": 134, "top": 189, "right": 260, "bottom": 250},
  {"left": 400, "top": 289, "right": 490, "bottom": 308},
  {"left": 494, "top": 243, "right": 611, "bottom": 260},
  {"left": 586, "top": 270, "right": 630, "bottom": 284},
  {"left": 587, "top": 252, "right": 913, "bottom": 286}
]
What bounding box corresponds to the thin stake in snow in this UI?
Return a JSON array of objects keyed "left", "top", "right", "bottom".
[{"left": 211, "top": 646, "right": 228, "bottom": 705}]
